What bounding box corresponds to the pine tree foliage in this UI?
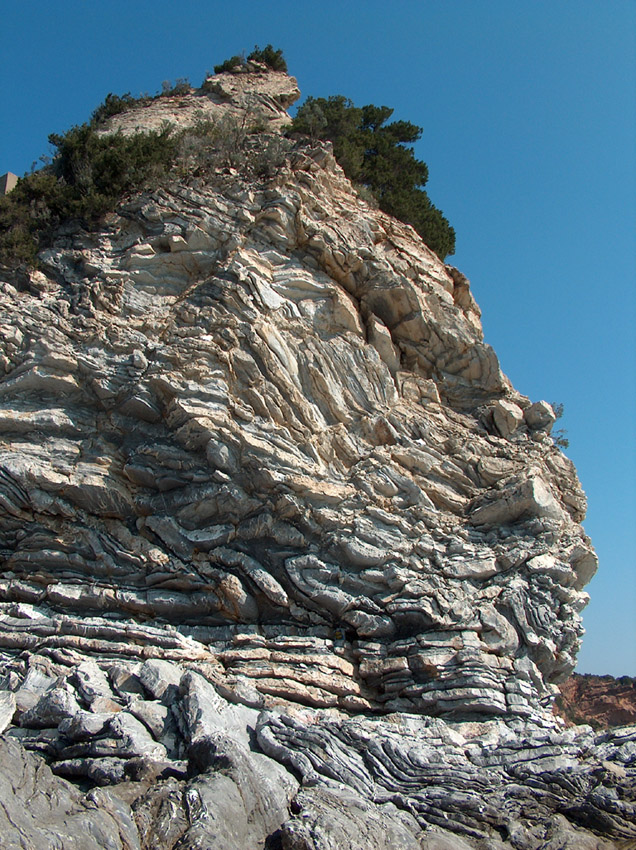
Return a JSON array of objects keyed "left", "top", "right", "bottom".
[
  {"left": 291, "top": 95, "right": 455, "bottom": 259},
  {"left": 247, "top": 45, "right": 287, "bottom": 72}
]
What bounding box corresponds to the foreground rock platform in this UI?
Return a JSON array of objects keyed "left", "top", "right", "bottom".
[
  {"left": 0, "top": 66, "right": 633, "bottom": 849},
  {"left": 2, "top": 669, "right": 635, "bottom": 848}
]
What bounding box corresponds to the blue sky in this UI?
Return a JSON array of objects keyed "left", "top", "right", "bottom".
[{"left": 1, "top": 1, "right": 634, "bottom": 675}]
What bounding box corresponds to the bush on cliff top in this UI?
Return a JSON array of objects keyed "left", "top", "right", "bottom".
[
  {"left": 0, "top": 51, "right": 456, "bottom": 268},
  {"left": 247, "top": 44, "right": 287, "bottom": 72},
  {"left": 89, "top": 79, "right": 192, "bottom": 127},
  {"left": 213, "top": 55, "right": 244, "bottom": 74},
  {"left": 214, "top": 44, "right": 288, "bottom": 74},
  {"left": 291, "top": 95, "right": 455, "bottom": 260},
  {"left": 90, "top": 92, "right": 141, "bottom": 125}
]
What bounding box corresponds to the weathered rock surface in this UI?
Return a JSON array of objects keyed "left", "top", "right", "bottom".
[
  {"left": 96, "top": 62, "right": 300, "bottom": 138},
  {"left": 557, "top": 673, "right": 636, "bottom": 729},
  {"left": 0, "top": 66, "right": 632, "bottom": 849}
]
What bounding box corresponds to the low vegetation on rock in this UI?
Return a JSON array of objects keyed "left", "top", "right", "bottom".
[
  {"left": 0, "top": 125, "right": 178, "bottom": 266},
  {"left": 90, "top": 91, "right": 141, "bottom": 125},
  {"left": 550, "top": 401, "right": 570, "bottom": 449},
  {"left": 1, "top": 46, "right": 456, "bottom": 269},
  {"left": 214, "top": 43, "right": 288, "bottom": 74},
  {"left": 0, "top": 107, "right": 289, "bottom": 268}
]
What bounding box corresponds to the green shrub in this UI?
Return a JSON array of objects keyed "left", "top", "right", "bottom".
[
  {"left": 214, "top": 55, "right": 244, "bottom": 74},
  {"left": 249, "top": 134, "right": 293, "bottom": 178},
  {"left": 175, "top": 117, "right": 246, "bottom": 173},
  {"left": 291, "top": 95, "right": 455, "bottom": 259},
  {"left": 0, "top": 217, "right": 38, "bottom": 266},
  {"left": 175, "top": 117, "right": 292, "bottom": 178},
  {"left": 160, "top": 78, "right": 191, "bottom": 97},
  {"left": 90, "top": 79, "right": 192, "bottom": 130},
  {"left": 0, "top": 170, "right": 72, "bottom": 267},
  {"left": 49, "top": 123, "right": 177, "bottom": 203},
  {"left": 247, "top": 44, "right": 287, "bottom": 72},
  {"left": 213, "top": 46, "right": 287, "bottom": 74},
  {"left": 0, "top": 124, "right": 177, "bottom": 268},
  {"left": 0, "top": 107, "right": 294, "bottom": 269},
  {"left": 551, "top": 402, "right": 570, "bottom": 449},
  {"left": 91, "top": 92, "right": 141, "bottom": 126}
]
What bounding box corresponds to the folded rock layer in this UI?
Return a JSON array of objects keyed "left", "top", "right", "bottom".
[{"left": 0, "top": 67, "right": 631, "bottom": 849}]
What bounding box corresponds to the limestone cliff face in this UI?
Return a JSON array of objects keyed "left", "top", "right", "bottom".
[{"left": 0, "top": 69, "right": 631, "bottom": 850}]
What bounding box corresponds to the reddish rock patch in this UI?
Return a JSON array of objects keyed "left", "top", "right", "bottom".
[{"left": 556, "top": 672, "right": 636, "bottom": 728}]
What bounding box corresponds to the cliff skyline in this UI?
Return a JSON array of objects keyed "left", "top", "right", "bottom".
[{"left": 0, "top": 10, "right": 635, "bottom": 845}]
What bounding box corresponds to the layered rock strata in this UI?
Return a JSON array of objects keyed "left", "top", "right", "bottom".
[
  {"left": 2, "top": 666, "right": 635, "bottom": 849},
  {"left": 0, "top": 67, "right": 631, "bottom": 849}
]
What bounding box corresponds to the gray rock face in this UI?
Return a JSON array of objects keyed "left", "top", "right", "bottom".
[
  {"left": 2, "top": 674, "right": 634, "bottom": 848},
  {"left": 280, "top": 787, "right": 425, "bottom": 850},
  {"left": 0, "top": 715, "right": 296, "bottom": 850},
  {"left": 0, "top": 736, "right": 139, "bottom": 849},
  {"left": 259, "top": 711, "right": 636, "bottom": 847},
  {"left": 0, "top": 68, "right": 631, "bottom": 849},
  {"left": 0, "top": 689, "right": 15, "bottom": 734}
]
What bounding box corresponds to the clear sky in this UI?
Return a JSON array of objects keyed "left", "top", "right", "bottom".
[{"left": 1, "top": 0, "right": 634, "bottom": 675}]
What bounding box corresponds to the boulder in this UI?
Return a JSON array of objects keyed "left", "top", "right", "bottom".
[
  {"left": 525, "top": 399, "right": 557, "bottom": 432},
  {"left": 471, "top": 475, "right": 564, "bottom": 525},
  {"left": 0, "top": 737, "right": 140, "bottom": 848},
  {"left": 492, "top": 398, "right": 525, "bottom": 437}
]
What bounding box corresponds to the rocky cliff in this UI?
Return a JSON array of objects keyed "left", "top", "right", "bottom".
[
  {"left": 558, "top": 673, "right": 636, "bottom": 729},
  {"left": 0, "top": 66, "right": 633, "bottom": 849}
]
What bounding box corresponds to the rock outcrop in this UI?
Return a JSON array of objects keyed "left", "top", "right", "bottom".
[
  {"left": 0, "top": 66, "right": 632, "bottom": 849},
  {"left": 95, "top": 62, "right": 300, "bottom": 138},
  {"left": 557, "top": 673, "right": 636, "bottom": 729}
]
